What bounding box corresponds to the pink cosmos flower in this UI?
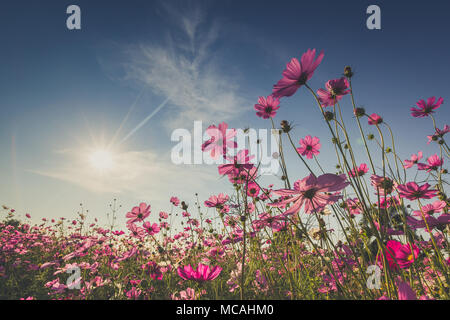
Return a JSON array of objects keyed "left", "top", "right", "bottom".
[
  {"left": 204, "top": 193, "right": 229, "bottom": 208},
  {"left": 172, "top": 288, "right": 198, "bottom": 300},
  {"left": 126, "top": 203, "right": 151, "bottom": 224},
  {"left": 397, "top": 281, "right": 417, "bottom": 300},
  {"left": 413, "top": 200, "right": 447, "bottom": 216},
  {"left": 397, "top": 182, "right": 438, "bottom": 200},
  {"left": 177, "top": 263, "right": 222, "bottom": 282},
  {"left": 349, "top": 163, "right": 369, "bottom": 177},
  {"left": 411, "top": 97, "right": 443, "bottom": 118},
  {"left": 316, "top": 77, "right": 350, "bottom": 107},
  {"left": 227, "top": 166, "right": 258, "bottom": 185},
  {"left": 417, "top": 154, "right": 443, "bottom": 172},
  {"left": 427, "top": 125, "right": 449, "bottom": 144},
  {"left": 345, "top": 198, "right": 362, "bottom": 215},
  {"left": 127, "top": 223, "right": 146, "bottom": 239},
  {"left": 297, "top": 135, "right": 321, "bottom": 159},
  {"left": 271, "top": 173, "right": 350, "bottom": 215},
  {"left": 407, "top": 214, "right": 450, "bottom": 230},
  {"left": 159, "top": 211, "right": 168, "bottom": 219},
  {"left": 141, "top": 261, "right": 164, "bottom": 280},
  {"left": 368, "top": 113, "right": 383, "bottom": 125},
  {"left": 403, "top": 151, "right": 423, "bottom": 169},
  {"left": 247, "top": 182, "right": 260, "bottom": 198},
  {"left": 380, "top": 240, "right": 420, "bottom": 270},
  {"left": 201, "top": 122, "right": 237, "bottom": 159},
  {"left": 272, "top": 48, "right": 324, "bottom": 98},
  {"left": 254, "top": 95, "right": 281, "bottom": 119},
  {"left": 143, "top": 222, "right": 160, "bottom": 236},
  {"left": 218, "top": 149, "right": 255, "bottom": 176},
  {"left": 170, "top": 196, "right": 180, "bottom": 206},
  {"left": 378, "top": 196, "right": 400, "bottom": 209},
  {"left": 370, "top": 175, "right": 397, "bottom": 194}
]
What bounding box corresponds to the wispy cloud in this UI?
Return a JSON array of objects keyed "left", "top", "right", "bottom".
[
  {"left": 32, "top": 148, "right": 221, "bottom": 201},
  {"left": 125, "top": 2, "right": 250, "bottom": 129}
]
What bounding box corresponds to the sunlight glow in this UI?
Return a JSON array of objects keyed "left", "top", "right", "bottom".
[{"left": 88, "top": 149, "right": 115, "bottom": 172}]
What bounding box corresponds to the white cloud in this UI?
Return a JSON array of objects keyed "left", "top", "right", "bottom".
[{"left": 125, "top": 2, "right": 250, "bottom": 129}]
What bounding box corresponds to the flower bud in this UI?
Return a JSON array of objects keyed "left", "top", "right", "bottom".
[
  {"left": 324, "top": 111, "right": 334, "bottom": 121},
  {"left": 280, "top": 120, "right": 292, "bottom": 133},
  {"left": 354, "top": 107, "right": 365, "bottom": 117},
  {"left": 344, "top": 66, "right": 354, "bottom": 78}
]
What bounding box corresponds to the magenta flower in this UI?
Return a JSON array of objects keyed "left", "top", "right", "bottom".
[
  {"left": 246, "top": 182, "right": 260, "bottom": 198},
  {"left": 411, "top": 96, "right": 443, "bottom": 118},
  {"left": 316, "top": 77, "right": 350, "bottom": 107},
  {"left": 297, "top": 135, "right": 321, "bottom": 159},
  {"left": 349, "top": 163, "right": 369, "bottom": 177},
  {"left": 427, "top": 125, "right": 449, "bottom": 144},
  {"left": 202, "top": 122, "right": 238, "bottom": 160},
  {"left": 143, "top": 222, "right": 160, "bottom": 236},
  {"left": 403, "top": 151, "right": 423, "bottom": 169},
  {"left": 127, "top": 223, "right": 146, "bottom": 238},
  {"left": 126, "top": 203, "right": 151, "bottom": 224},
  {"left": 417, "top": 154, "right": 443, "bottom": 172},
  {"left": 159, "top": 211, "right": 169, "bottom": 219},
  {"left": 254, "top": 95, "right": 281, "bottom": 119},
  {"left": 218, "top": 149, "right": 255, "bottom": 176},
  {"left": 413, "top": 200, "right": 447, "bottom": 216},
  {"left": 271, "top": 173, "right": 350, "bottom": 215},
  {"left": 397, "top": 182, "right": 438, "bottom": 200},
  {"left": 370, "top": 175, "right": 397, "bottom": 194},
  {"left": 345, "top": 198, "right": 362, "bottom": 215},
  {"left": 407, "top": 214, "right": 450, "bottom": 230},
  {"left": 397, "top": 281, "right": 417, "bottom": 300},
  {"left": 380, "top": 240, "right": 420, "bottom": 270},
  {"left": 272, "top": 48, "right": 324, "bottom": 98},
  {"left": 177, "top": 263, "right": 222, "bottom": 282},
  {"left": 170, "top": 196, "right": 180, "bottom": 206},
  {"left": 204, "top": 193, "right": 229, "bottom": 208},
  {"left": 367, "top": 113, "right": 383, "bottom": 125}
]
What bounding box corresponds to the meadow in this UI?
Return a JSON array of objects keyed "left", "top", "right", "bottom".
[{"left": 1, "top": 49, "right": 448, "bottom": 300}]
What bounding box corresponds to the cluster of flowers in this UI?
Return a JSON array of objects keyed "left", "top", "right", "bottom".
[{"left": 1, "top": 48, "right": 448, "bottom": 300}]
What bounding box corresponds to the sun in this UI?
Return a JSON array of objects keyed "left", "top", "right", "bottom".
[{"left": 88, "top": 149, "right": 115, "bottom": 172}]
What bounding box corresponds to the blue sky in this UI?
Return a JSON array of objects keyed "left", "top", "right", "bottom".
[{"left": 0, "top": 0, "right": 449, "bottom": 227}]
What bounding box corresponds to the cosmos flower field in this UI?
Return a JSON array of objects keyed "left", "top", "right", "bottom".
[{"left": 1, "top": 49, "right": 448, "bottom": 300}]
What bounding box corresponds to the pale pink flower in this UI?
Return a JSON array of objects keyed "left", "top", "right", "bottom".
[
  {"left": 201, "top": 122, "right": 237, "bottom": 159},
  {"left": 271, "top": 173, "right": 350, "bottom": 215},
  {"left": 403, "top": 151, "right": 423, "bottom": 169},
  {"left": 126, "top": 203, "right": 151, "bottom": 224}
]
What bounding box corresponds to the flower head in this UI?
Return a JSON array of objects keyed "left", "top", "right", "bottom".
[
  {"left": 411, "top": 97, "right": 443, "bottom": 118},
  {"left": 397, "top": 182, "right": 438, "bottom": 200},
  {"left": 126, "top": 203, "right": 151, "bottom": 224},
  {"left": 272, "top": 49, "right": 324, "bottom": 98},
  {"left": 201, "top": 122, "right": 237, "bottom": 159},
  {"left": 368, "top": 113, "right": 383, "bottom": 125},
  {"left": 297, "top": 135, "right": 321, "bottom": 159},
  {"left": 177, "top": 263, "right": 222, "bottom": 282},
  {"left": 271, "top": 173, "right": 349, "bottom": 215},
  {"left": 403, "top": 151, "right": 423, "bottom": 169},
  {"left": 417, "top": 154, "right": 443, "bottom": 172},
  {"left": 379, "top": 240, "right": 420, "bottom": 270},
  {"left": 316, "top": 77, "right": 350, "bottom": 107},
  {"left": 349, "top": 163, "right": 368, "bottom": 177},
  {"left": 254, "top": 95, "right": 281, "bottom": 119}
]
